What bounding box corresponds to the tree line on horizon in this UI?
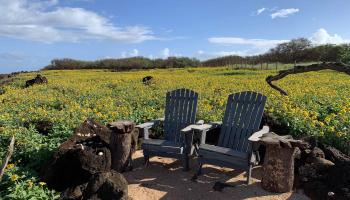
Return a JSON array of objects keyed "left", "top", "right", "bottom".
[
  {"left": 202, "top": 38, "right": 350, "bottom": 67},
  {"left": 43, "top": 38, "right": 350, "bottom": 71},
  {"left": 43, "top": 57, "right": 201, "bottom": 71}
]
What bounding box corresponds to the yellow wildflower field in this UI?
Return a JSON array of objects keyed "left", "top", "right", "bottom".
[{"left": 0, "top": 67, "right": 349, "bottom": 153}]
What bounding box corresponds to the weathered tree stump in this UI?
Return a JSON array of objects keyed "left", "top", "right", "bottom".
[
  {"left": 108, "top": 120, "right": 135, "bottom": 172},
  {"left": 258, "top": 132, "right": 308, "bottom": 193}
]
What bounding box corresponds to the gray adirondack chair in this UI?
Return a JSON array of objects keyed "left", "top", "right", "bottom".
[
  {"left": 136, "top": 88, "right": 199, "bottom": 170},
  {"left": 182, "top": 91, "right": 269, "bottom": 184}
]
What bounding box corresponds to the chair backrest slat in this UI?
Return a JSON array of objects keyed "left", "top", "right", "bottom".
[
  {"left": 164, "top": 88, "right": 198, "bottom": 144},
  {"left": 218, "top": 93, "right": 239, "bottom": 147},
  {"left": 218, "top": 91, "right": 267, "bottom": 153},
  {"left": 226, "top": 92, "right": 249, "bottom": 148},
  {"left": 242, "top": 94, "right": 266, "bottom": 152},
  {"left": 230, "top": 92, "right": 255, "bottom": 149}
]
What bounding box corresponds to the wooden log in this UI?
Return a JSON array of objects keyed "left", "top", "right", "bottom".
[
  {"left": 258, "top": 132, "right": 308, "bottom": 193},
  {"left": 266, "top": 62, "right": 350, "bottom": 95},
  {"left": 0, "top": 136, "right": 15, "bottom": 181},
  {"left": 108, "top": 121, "right": 135, "bottom": 173},
  {"left": 262, "top": 145, "right": 297, "bottom": 192}
]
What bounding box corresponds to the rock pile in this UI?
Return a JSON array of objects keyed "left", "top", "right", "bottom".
[
  {"left": 24, "top": 120, "right": 53, "bottom": 136},
  {"left": 142, "top": 76, "right": 153, "bottom": 85},
  {"left": 25, "top": 74, "right": 48, "bottom": 87},
  {"left": 41, "top": 119, "right": 137, "bottom": 200},
  {"left": 295, "top": 138, "right": 350, "bottom": 200}
]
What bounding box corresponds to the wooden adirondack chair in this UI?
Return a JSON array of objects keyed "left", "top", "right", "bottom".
[
  {"left": 136, "top": 88, "right": 199, "bottom": 170},
  {"left": 182, "top": 91, "right": 269, "bottom": 184}
]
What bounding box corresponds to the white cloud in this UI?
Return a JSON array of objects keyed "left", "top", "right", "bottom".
[
  {"left": 215, "top": 51, "right": 248, "bottom": 57},
  {"left": 207, "top": 36, "right": 288, "bottom": 59},
  {"left": 121, "top": 51, "right": 127, "bottom": 58},
  {"left": 195, "top": 49, "right": 265, "bottom": 60},
  {"left": 208, "top": 37, "right": 288, "bottom": 48},
  {"left": 197, "top": 50, "right": 205, "bottom": 55},
  {"left": 271, "top": 8, "right": 299, "bottom": 19},
  {"left": 161, "top": 48, "right": 170, "bottom": 58},
  {"left": 120, "top": 49, "right": 140, "bottom": 58},
  {"left": 0, "top": 52, "right": 28, "bottom": 62},
  {"left": 256, "top": 8, "right": 266, "bottom": 15},
  {"left": 0, "top": 0, "right": 156, "bottom": 43},
  {"left": 130, "top": 49, "right": 139, "bottom": 57},
  {"left": 310, "top": 28, "right": 350, "bottom": 45},
  {"left": 206, "top": 28, "right": 350, "bottom": 60}
]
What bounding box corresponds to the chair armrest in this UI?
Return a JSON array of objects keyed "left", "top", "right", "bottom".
[
  {"left": 181, "top": 120, "right": 223, "bottom": 133},
  {"left": 248, "top": 126, "right": 270, "bottom": 142},
  {"left": 181, "top": 123, "right": 218, "bottom": 147},
  {"left": 136, "top": 117, "right": 164, "bottom": 139},
  {"left": 248, "top": 126, "right": 270, "bottom": 164},
  {"left": 209, "top": 121, "right": 222, "bottom": 126},
  {"left": 196, "top": 120, "right": 204, "bottom": 125},
  {"left": 181, "top": 124, "right": 213, "bottom": 133},
  {"left": 208, "top": 121, "right": 222, "bottom": 130},
  {"left": 136, "top": 118, "right": 164, "bottom": 129}
]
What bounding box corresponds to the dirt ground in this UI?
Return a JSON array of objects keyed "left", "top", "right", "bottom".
[{"left": 124, "top": 150, "right": 310, "bottom": 200}]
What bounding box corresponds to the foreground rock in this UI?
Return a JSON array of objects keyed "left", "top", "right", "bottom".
[
  {"left": 41, "top": 119, "right": 112, "bottom": 191},
  {"left": 296, "top": 139, "right": 350, "bottom": 200},
  {"left": 25, "top": 74, "right": 48, "bottom": 87},
  {"left": 41, "top": 119, "right": 133, "bottom": 199},
  {"left": 83, "top": 171, "right": 128, "bottom": 200},
  {"left": 61, "top": 171, "right": 128, "bottom": 200}
]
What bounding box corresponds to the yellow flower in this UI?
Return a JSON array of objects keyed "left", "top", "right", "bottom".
[
  {"left": 336, "top": 132, "right": 344, "bottom": 138},
  {"left": 39, "top": 182, "right": 46, "bottom": 187},
  {"left": 10, "top": 174, "right": 19, "bottom": 182},
  {"left": 6, "top": 163, "right": 14, "bottom": 170},
  {"left": 303, "top": 111, "right": 309, "bottom": 118},
  {"left": 324, "top": 117, "right": 331, "bottom": 124},
  {"left": 27, "top": 180, "right": 33, "bottom": 188}
]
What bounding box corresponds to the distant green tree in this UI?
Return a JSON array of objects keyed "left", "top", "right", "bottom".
[
  {"left": 340, "top": 44, "right": 350, "bottom": 64},
  {"left": 271, "top": 38, "right": 312, "bottom": 63},
  {"left": 43, "top": 57, "right": 200, "bottom": 71}
]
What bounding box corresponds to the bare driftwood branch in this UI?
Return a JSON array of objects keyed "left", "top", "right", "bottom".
[
  {"left": 266, "top": 62, "right": 350, "bottom": 95},
  {"left": 0, "top": 136, "right": 15, "bottom": 181}
]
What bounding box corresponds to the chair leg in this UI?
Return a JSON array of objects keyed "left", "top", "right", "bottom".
[
  {"left": 247, "top": 164, "right": 252, "bottom": 185},
  {"left": 128, "top": 154, "right": 133, "bottom": 171},
  {"left": 193, "top": 144, "right": 199, "bottom": 156},
  {"left": 197, "top": 162, "right": 203, "bottom": 176},
  {"left": 183, "top": 154, "right": 190, "bottom": 171},
  {"left": 143, "top": 151, "right": 150, "bottom": 166},
  {"left": 192, "top": 161, "right": 203, "bottom": 181}
]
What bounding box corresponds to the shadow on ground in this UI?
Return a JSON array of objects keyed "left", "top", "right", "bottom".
[{"left": 124, "top": 151, "right": 309, "bottom": 200}]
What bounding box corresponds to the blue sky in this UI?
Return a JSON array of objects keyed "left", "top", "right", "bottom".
[{"left": 1, "top": 0, "right": 350, "bottom": 73}]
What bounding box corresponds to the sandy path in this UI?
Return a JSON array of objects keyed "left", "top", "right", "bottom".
[{"left": 124, "top": 150, "right": 309, "bottom": 200}]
